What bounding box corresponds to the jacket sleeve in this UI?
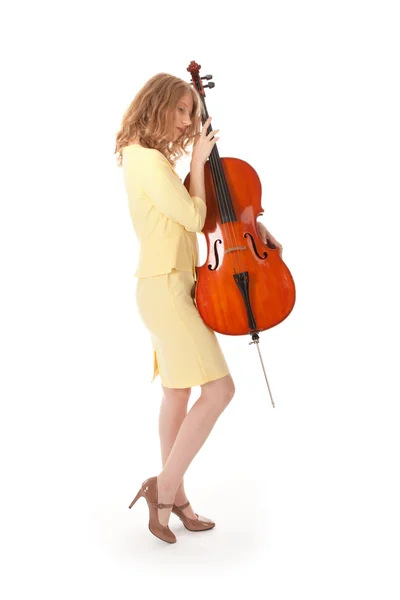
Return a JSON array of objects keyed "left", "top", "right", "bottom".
[{"left": 140, "top": 150, "right": 207, "bottom": 232}]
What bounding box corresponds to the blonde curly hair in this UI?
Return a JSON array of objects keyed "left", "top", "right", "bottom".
[{"left": 114, "top": 73, "right": 205, "bottom": 169}]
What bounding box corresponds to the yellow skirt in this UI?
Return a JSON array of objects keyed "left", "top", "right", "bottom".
[{"left": 135, "top": 269, "right": 230, "bottom": 388}]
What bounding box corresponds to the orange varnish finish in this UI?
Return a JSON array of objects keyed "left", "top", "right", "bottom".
[{"left": 184, "top": 157, "right": 296, "bottom": 336}]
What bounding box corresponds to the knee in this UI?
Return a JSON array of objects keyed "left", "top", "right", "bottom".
[
  {"left": 222, "top": 377, "right": 236, "bottom": 406},
  {"left": 202, "top": 374, "right": 236, "bottom": 409}
]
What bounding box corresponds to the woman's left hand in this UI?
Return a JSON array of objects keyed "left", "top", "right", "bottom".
[{"left": 256, "top": 221, "right": 283, "bottom": 258}]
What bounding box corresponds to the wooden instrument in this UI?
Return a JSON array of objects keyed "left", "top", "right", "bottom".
[{"left": 184, "top": 61, "right": 296, "bottom": 406}]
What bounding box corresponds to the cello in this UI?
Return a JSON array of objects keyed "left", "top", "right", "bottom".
[{"left": 183, "top": 61, "right": 296, "bottom": 407}]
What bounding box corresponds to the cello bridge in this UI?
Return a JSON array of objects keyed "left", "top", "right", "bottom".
[{"left": 224, "top": 245, "right": 247, "bottom": 254}]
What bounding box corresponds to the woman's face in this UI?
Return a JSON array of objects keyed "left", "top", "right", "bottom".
[{"left": 171, "top": 92, "right": 193, "bottom": 142}]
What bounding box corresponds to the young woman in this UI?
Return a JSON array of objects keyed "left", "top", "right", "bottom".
[{"left": 114, "top": 73, "right": 282, "bottom": 544}]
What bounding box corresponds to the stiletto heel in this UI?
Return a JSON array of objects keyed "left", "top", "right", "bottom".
[
  {"left": 128, "top": 489, "right": 142, "bottom": 509},
  {"left": 128, "top": 476, "right": 176, "bottom": 543},
  {"left": 172, "top": 502, "right": 215, "bottom": 532}
]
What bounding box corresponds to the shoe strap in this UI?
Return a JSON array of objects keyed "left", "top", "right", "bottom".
[
  {"left": 175, "top": 501, "right": 190, "bottom": 510},
  {"left": 150, "top": 502, "right": 173, "bottom": 509}
]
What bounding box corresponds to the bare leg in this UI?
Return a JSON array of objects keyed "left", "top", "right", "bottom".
[
  {"left": 158, "top": 385, "right": 197, "bottom": 519},
  {"left": 156, "top": 373, "right": 235, "bottom": 527}
]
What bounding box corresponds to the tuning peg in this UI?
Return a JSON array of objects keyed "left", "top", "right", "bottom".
[
  {"left": 204, "top": 82, "right": 215, "bottom": 89},
  {"left": 201, "top": 74, "right": 213, "bottom": 80}
]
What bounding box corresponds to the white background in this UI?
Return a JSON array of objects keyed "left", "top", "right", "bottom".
[{"left": 1, "top": 0, "right": 399, "bottom": 598}]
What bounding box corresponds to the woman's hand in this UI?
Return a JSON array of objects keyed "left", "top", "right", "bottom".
[
  {"left": 191, "top": 116, "right": 220, "bottom": 166},
  {"left": 257, "top": 221, "right": 283, "bottom": 258}
]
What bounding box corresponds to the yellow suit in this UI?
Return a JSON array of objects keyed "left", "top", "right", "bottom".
[
  {"left": 122, "top": 144, "right": 230, "bottom": 388},
  {"left": 122, "top": 145, "right": 206, "bottom": 281}
]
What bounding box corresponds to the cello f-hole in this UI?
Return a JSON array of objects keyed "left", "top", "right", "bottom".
[
  {"left": 243, "top": 232, "right": 268, "bottom": 260},
  {"left": 208, "top": 238, "right": 222, "bottom": 271}
]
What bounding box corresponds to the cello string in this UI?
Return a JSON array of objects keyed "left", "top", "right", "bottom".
[
  {"left": 207, "top": 149, "right": 235, "bottom": 270},
  {"left": 200, "top": 111, "right": 244, "bottom": 275},
  {"left": 208, "top": 146, "right": 244, "bottom": 275},
  {"left": 209, "top": 149, "right": 243, "bottom": 275},
  {"left": 197, "top": 93, "right": 244, "bottom": 275}
]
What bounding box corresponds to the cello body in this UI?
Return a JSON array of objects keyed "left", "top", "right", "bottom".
[
  {"left": 183, "top": 157, "right": 296, "bottom": 336},
  {"left": 184, "top": 60, "right": 296, "bottom": 340}
]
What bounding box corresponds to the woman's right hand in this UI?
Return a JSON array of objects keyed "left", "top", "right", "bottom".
[{"left": 191, "top": 116, "right": 220, "bottom": 166}]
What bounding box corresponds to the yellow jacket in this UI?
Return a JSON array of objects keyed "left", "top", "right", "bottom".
[{"left": 122, "top": 145, "right": 206, "bottom": 280}]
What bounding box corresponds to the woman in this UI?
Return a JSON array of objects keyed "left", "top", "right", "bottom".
[{"left": 114, "top": 73, "right": 282, "bottom": 544}]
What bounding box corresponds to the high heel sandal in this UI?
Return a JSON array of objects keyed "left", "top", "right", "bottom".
[
  {"left": 172, "top": 501, "right": 215, "bottom": 532},
  {"left": 129, "top": 476, "right": 176, "bottom": 543}
]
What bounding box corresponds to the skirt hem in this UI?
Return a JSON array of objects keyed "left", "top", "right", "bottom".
[{"left": 152, "top": 367, "right": 231, "bottom": 389}]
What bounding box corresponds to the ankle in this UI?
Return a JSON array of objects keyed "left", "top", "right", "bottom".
[
  {"left": 174, "top": 491, "right": 188, "bottom": 505},
  {"left": 157, "top": 473, "right": 178, "bottom": 497}
]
